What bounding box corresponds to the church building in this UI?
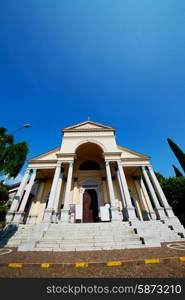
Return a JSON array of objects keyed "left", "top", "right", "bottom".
[{"left": 3, "top": 121, "right": 185, "bottom": 251}]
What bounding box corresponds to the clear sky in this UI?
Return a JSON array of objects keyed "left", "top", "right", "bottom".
[{"left": 0, "top": 0, "right": 185, "bottom": 180}]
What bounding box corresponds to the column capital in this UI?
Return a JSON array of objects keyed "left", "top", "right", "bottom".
[
  {"left": 116, "top": 160, "right": 122, "bottom": 166},
  {"left": 141, "top": 166, "right": 146, "bottom": 171},
  {"left": 68, "top": 161, "right": 74, "bottom": 167},
  {"left": 56, "top": 161, "right": 62, "bottom": 167},
  {"left": 105, "top": 160, "right": 110, "bottom": 166}
]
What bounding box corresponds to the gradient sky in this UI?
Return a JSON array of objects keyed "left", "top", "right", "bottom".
[{"left": 0, "top": 0, "right": 185, "bottom": 180}]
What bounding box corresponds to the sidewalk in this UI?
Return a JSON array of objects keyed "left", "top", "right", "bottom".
[{"left": 0, "top": 241, "right": 185, "bottom": 265}]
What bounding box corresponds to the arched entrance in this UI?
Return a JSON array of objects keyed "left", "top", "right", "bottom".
[
  {"left": 75, "top": 142, "right": 104, "bottom": 223},
  {"left": 83, "top": 189, "right": 99, "bottom": 223},
  {"left": 79, "top": 177, "right": 101, "bottom": 223}
]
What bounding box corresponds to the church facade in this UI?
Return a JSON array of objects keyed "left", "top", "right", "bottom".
[
  {"left": 4, "top": 121, "right": 185, "bottom": 251},
  {"left": 6, "top": 120, "right": 177, "bottom": 225}
]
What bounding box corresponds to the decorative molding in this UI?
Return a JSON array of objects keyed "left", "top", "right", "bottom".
[
  {"left": 73, "top": 139, "right": 106, "bottom": 152},
  {"left": 117, "top": 145, "right": 150, "bottom": 160},
  {"left": 121, "top": 158, "right": 150, "bottom": 161},
  {"left": 63, "top": 133, "right": 114, "bottom": 137},
  {"left": 28, "top": 147, "right": 60, "bottom": 162},
  {"left": 28, "top": 160, "right": 57, "bottom": 164},
  {"left": 56, "top": 153, "right": 76, "bottom": 158},
  {"left": 62, "top": 120, "right": 115, "bottom": 132}
]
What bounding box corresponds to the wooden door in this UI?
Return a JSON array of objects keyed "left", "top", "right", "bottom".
[{"left": 82, "top": 189, "right": 99, "bottom": 223}]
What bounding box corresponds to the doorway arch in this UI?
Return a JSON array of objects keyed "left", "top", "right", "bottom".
[{"left": 79, "top": 177, "right": 101, "bottom": 222}]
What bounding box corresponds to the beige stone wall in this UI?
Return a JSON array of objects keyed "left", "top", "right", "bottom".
[
  {"left": 36, "top": 179, "right": 52, "bottom": 224},
  {"left": 126, "top": 175, "right": 143, "bottom": 220}
]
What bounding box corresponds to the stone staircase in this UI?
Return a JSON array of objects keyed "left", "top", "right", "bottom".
[
  {"left": 34, "top": 222, "right": 144, "bottom": 251},
  {"left": 131, "top": 220, "right": 185, "bottom": 247},
  {"left": 0, "top": 220, "right": 184, "bottom": 251},
  {"left": 0, "top": 224, "right": 34, "bottom": 248},
  {"left": 0, "top": 222, "right": 144, "bottom": 251}
]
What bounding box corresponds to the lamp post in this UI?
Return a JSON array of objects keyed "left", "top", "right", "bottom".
[{"left": 10, "top": 124, "right": 32, "bottom": 134}]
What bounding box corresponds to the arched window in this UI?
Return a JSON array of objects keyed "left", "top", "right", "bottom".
[{"left": 79, "top": 160, "right": 100, "bottom": 170}]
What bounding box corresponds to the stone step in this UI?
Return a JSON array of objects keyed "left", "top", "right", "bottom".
[
  {"left": 38, "top": 239, "right": 141, "bottom": 246},
  {"left": 37, "top": 240, "right": 142, "bottom": 248},
  {"left": 43, "top": 233, "right": 137, "bottom": 239},
  {"left": 41, "top": 236, "right": 140, "bottom": 243}
]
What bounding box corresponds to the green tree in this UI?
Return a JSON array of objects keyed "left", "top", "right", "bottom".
[
  {"left": 0, "top": 127, "right": 28, "bottom": 224},
  {"left": 157, "top": 173, "right": 185, "bottom": 226},
  {"left": 173, "top": 165, "right": 183, "bottom": 177},
  {"left": 0, "top": 181, "right": 10, "bottom": 226},
  {"left": 167, "top": 138, "right": 185, "bottom": 173},
  {"left": 0, "top": 127, "right": 28, "bottom": 178}
]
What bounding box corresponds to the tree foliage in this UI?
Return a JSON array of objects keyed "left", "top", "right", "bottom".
[
  {"left": 167, "top": 138, "right": 185, "bottom": 173},
  {"left": 0, "top": 127, "right": 28, "bottom": 178},
  {"left": 0, "top": 181, "right": 10, "bottom": 225},
  {"left": 0, "top": 127, "right": 28, "bottom": 224},
  {"left": 173, "top": 165, "right": 183, "bottom": 177},
  {"left": 156, "top": 173, "right": 185, "bottom": 226}
]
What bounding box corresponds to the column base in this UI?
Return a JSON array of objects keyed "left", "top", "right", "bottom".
[
  {"left": 127, "top": 206, "right": 138, "bottom": 221},
  {"left": 51, "top": 212, "right": 60, "bottom": 223},
  {"left": 42, "top": 209, "right": 53, "bottom": 223},
  {"left": 164, "top": 206, "right": 176, "bottom": 218},
  {"left": 60, "top": 209, "right": 70, "bottom": 223},
  {"left": 156, "top": 207, "right": 168, "bottom": 220},
  {"left": 11, "top": 212, "right": 24, "bottom": 224},
  {"left": 111, "top": 207, "right": 123, "bottom": 222},
  {"left": 150, "top": 210, "right": 158, "bottom": 220},
  {"left": 142, "top": 210, "right": 151, "bottom": 221},
  {"left": 27, "top": 214, "right": 38, "bottom": 224},
  {"left": 6, "top": 211, "right": 14, "bottom": 223}
]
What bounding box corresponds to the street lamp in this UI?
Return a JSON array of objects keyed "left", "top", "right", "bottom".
[{"left": 10, "top": 124, "right": 32, "bottom": 134}]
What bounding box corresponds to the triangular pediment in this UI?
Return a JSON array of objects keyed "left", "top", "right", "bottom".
[
  {"left": 117, "top": 146, "right": 150, "bottom": 160},
  {"left": 28, "top": 147, "right": 60, "bottom": 162},
  {"left": 63, "top": 121, "right": 115, "bottom": 131}
]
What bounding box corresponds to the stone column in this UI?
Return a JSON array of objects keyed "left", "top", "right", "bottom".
[
  {"left": 134, "top": 177, "right": 150, "bottom": 220},
  {"left": 13, "top": 169, "right": 37, "bottom": 223},
  {"left": 141, "top": 166, "right": 167, "bottom": 219},
  {"left": 28, "top": 180, "right": 45, "bottom": 224},
  {"left": 139, "top": 176, "right": 156, "bottom": 219},
  {"left": 105, "top": 161, "right": 122, "bottom": 222},
  {"left": 69, "top": 177, "right": 78, "bottom": 223},
  {"left": 52, "top": 167, "right": 64, "bottom": 222},
  {"left": 147, "top": 166, "right": 175, "bottom": 218},
  {"left": 102, "top": 177, "right": 108, "bottom": 205},
  {"left": 117, "top": 162, "right": 137, "bottom": 221},
  {"left": 72, "top": 177, "right": 78, "bottom": 204},
  {"left": 61, "top": 161, "right": 74, "bottom": 223},
  {"left": 115, "top": 167, "right": 128, "bottom": 220},
  {"left": 6, "top": 168, "right": 31, "bottom": 223},
  {"left": 42, "top": 161, "right": 62, "bottom": 223}
]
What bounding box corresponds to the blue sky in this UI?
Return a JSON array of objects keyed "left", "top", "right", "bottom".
[{"left": 0, "top": 0, "right": 185, "bottom": 179}]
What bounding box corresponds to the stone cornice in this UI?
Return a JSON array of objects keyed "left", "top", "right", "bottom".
[
  {"left": 63, "top": 128, "right": 115, "bottom": 133},
  {"left": 56, "top": 153, "right": 76, "bottom": 158},
  {"left": 28, "top": 160, "right": 57, "bottom": 164},
  {"left": 103, "top": 152, "right": 122, "bottom": 156},
  {"left": 121, "top": 158, "right": 150, "bottom": 161}
]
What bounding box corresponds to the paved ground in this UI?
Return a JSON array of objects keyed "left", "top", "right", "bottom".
[
  {"left": 0, "top": 242, "right": 185, "bottom": 263},
  {"left": 0, "top": 242, "right": 185, "bottom": 278},
  {"left": 0, "top": 262, "right": 185, "bottom": 278}
]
